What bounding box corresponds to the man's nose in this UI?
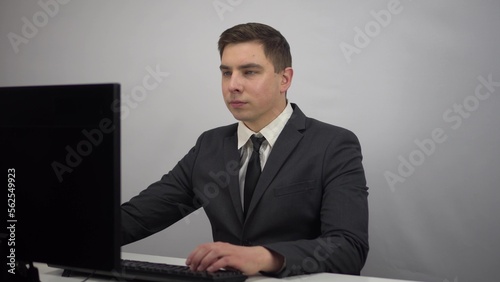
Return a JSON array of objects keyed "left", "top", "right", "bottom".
[{"left": 228, "top": 73, "right": 242, "bottom": 93}]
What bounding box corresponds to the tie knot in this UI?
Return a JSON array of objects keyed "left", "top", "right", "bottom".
[{"left": 250, "top": 135, "right": 265, "bottom": 153}]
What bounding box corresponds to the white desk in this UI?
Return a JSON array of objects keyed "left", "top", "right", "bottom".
[{"left": 35, "top": 252, "right": 416, "bottom": 282}]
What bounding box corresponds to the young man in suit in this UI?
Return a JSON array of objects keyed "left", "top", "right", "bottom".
[{"left": 121, "top": 22, "right": 369, "bottom": 277}]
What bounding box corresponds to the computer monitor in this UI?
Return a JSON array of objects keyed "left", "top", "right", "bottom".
[{"left": 0, "top": 83, "right": 121, "bottom": 280}]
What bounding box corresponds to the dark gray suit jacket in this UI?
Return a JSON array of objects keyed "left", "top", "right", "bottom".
[{"left": 121, "top": 104, "right": 369, "bottom": 277}]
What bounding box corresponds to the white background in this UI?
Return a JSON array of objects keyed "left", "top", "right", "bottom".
[{"left": 1, "top": 1, "right": 499, "bottom": 281}]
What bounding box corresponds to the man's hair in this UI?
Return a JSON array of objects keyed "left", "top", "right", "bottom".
[{"left": 218, "top": 23, "right": 292, "bottom": 73}]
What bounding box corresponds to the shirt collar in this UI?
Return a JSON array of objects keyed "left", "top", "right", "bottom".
[{"left": 237, "top": 102, "right": 293, "bottom": 150}]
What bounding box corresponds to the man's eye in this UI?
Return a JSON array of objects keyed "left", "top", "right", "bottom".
[
  {"left": 222, "top": 71, "right": 231, "bottom": 76},
  {"left": 245, "top": 71, "right": 256, "bottom": 75}
]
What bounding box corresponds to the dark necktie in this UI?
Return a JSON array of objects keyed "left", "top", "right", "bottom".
[{"left": 244, "top": 135, "right": 265, "bottom": 217}]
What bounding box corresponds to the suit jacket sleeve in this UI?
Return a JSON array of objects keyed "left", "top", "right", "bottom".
[{"left": 262, "top": 128, "right": 369, "bottom": 277}]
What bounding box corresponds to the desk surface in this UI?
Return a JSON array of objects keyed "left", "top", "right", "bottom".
[{"left": 36, "top": 252, "right": 417, "bottom": 282}]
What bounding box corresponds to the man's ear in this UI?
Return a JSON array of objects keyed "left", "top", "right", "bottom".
[{"left": 280, "top": 67, "right": 294, "bottom": 94}]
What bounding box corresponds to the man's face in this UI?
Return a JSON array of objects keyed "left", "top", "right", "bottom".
[{"left": 220, "top": 41, "right": 292, "bottom": 132}]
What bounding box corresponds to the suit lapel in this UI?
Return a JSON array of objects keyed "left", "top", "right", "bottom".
[{"left": 246, "top": 104, "right": 307, "bottom": 219}]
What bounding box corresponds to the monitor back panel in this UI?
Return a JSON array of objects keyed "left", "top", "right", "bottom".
[{"left": 0, "top": 84, "right": 121, "bottom": 272}]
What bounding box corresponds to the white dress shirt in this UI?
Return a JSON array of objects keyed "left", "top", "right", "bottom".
[{"left": 237, "top": 102, "right": 294, "bottom": 209}]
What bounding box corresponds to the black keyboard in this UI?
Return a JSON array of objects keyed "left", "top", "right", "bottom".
[
  {"left": 58, "top": 259, "right": 247, "bottom": 281},
  {"left": 119, "top": 259, "right": 247, "bottom": 282}
]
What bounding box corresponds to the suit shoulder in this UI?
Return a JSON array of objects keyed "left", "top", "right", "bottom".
[
  {"left": 291, "top": 104, "right": 357, "bottom": 138},
  {"left": 199, "top": 123, "right": 238, "bottom": 139},
  {"left": 305, "top": 117, "right": 359, "bottom": 139}
]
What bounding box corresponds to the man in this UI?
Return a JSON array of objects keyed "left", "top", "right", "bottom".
[{"left": 121, "top": 22, "right": 369, "bottom": 277}]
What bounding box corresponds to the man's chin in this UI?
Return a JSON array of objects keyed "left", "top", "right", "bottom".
[{"left": 229, "top": 110, "right": 249, "bottom": 122}]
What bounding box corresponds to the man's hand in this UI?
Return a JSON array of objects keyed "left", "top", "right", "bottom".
[{"left": 185, "top": 242, "right": 284, "bottom": 275}]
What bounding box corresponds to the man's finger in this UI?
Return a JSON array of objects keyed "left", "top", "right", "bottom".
[{"left": 186, "top": 243, "right": 226, "bottom": 271}]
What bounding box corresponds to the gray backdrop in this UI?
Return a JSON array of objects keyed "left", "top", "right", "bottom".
[{"left": 1, "top": 1, "right": 499, "bottom": 281}]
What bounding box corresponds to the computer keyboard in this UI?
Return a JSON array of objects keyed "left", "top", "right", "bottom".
[
  {"left": 118, "top": 259, "right": 247, "bottom": 282},
  {"left": 58, "top": 258, "right": 247, "bottom": 282}
]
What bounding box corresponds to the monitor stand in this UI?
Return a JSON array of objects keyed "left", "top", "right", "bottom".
[{"left": 15, "top": 262, "right": 41, "bottom": 282}]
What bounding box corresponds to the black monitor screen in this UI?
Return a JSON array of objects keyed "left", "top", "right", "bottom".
[{"left": 0, "top": 84, "right": 121, "bottom": 275}]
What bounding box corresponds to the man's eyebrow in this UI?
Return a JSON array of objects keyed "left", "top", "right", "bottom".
[
  {"left": 219, "top": 63, "right": 264, "bottom": 71},
  {"left": 238, "top": 63, "right": 263, "bottom": 70}
]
